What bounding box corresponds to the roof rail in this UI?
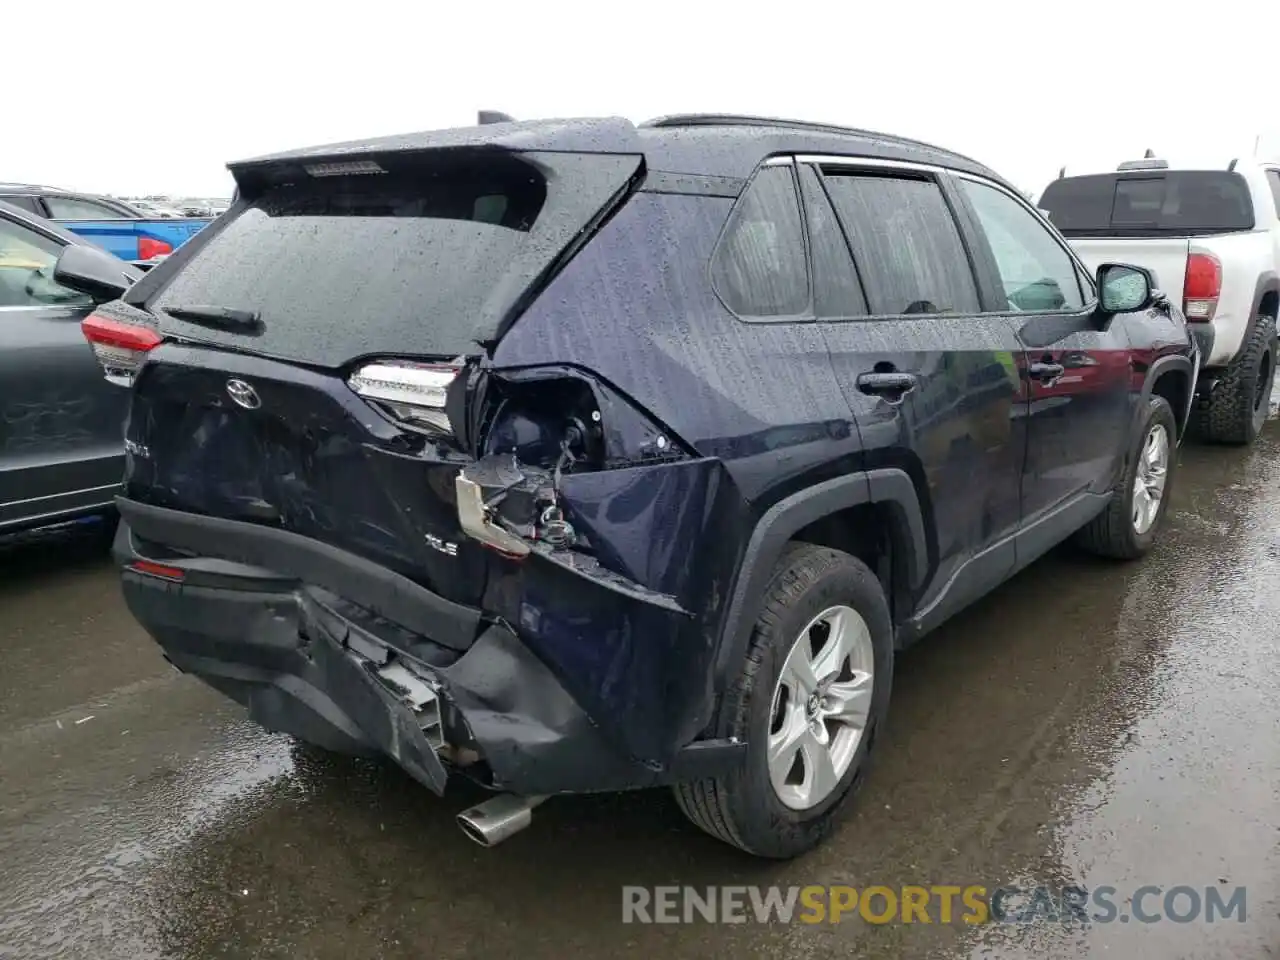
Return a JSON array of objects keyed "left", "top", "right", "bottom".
[
  {"left": 642, "top": 113, "right": 875, "bottom": 137},
  {"left": 0, "top": 181, "right": 63, "bottom": 192},
  {"left": 639, "top": 113, "right": 986, "bottom": 168},
  {"left": 477, "top": 110, "right": 515, "bottom": 125}
]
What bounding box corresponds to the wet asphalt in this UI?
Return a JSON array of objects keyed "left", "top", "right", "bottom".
[{"left": 3, "top": 432, "right": 1280, "bottom": 960}]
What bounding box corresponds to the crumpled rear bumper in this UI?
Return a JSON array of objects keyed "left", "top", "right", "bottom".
[{"left": 114, "top": 499, "right": 745, "bottom": 797}]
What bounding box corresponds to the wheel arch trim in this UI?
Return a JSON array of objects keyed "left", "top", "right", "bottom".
[
  {"left": 1230, "top": 272, "right": 1280, "bottom": 365},
  {"left": 712, "top": 468, "right": 926, "bottom": 687},
  {"left": 1142, "top": 353, "right": 1196, "bottom": 439}
]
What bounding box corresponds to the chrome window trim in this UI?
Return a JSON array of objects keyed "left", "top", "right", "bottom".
[
  {"left": 793, "top": 153, "right": 950, "bottom": 176},
  {"left": 788, "top": 152, "right": 1099, "bottom": 317}
]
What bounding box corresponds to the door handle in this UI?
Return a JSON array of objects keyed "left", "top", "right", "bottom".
[
  {"left": 1027, "top": 361, "right": 1065, "bottom": 383},
  {"left": 856, "top": 371, "right": 918, "bottom": 403}
]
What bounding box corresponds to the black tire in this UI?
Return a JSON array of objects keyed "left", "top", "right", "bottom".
[
  {"left": 1193, "top": 314, "right": 1277, "bottom": 445},
  {"left": 94, "top": 509, "right": 120, "bottom": 549},
  {"left": 1075, "top": 395, "right": 1178, "bottom": 560},
  {"left": 674, "top": 543, "right": 893, "bottom": 858}
]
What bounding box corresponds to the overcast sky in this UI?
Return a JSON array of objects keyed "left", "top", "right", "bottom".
[{"left": 14, "top": 0, "right": 1280, "bottom": 199}]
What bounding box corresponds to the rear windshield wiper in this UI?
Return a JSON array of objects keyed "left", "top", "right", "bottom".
[{"left": 163, "top": 304, "right": 263, "bottom": 334}]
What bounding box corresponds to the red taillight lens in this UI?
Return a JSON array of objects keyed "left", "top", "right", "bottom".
[
  {"left": 137, "top": 237, "right": 172, "bottom": 261},
  {"left": 81, "top": 312, "right": 162, "bottom": 386},
  {"left": 1183, "top": 252, "right": 1222, "bottom": 323},
  {"left": 127, "top": 559, "right": 185, "bottom": 582}
]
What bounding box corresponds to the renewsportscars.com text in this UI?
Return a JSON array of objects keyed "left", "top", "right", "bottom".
[{"left": 621, "top": 884, "right": 1247, "bottom": 925}]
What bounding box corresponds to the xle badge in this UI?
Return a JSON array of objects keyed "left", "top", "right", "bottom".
[{"left": 425, "top": 533, "right": 458, "bottom": 557}]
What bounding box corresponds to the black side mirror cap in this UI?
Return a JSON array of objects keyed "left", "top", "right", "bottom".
[
  {"left": 1096, "top": 262, "right": 1156, "bottom": 314},
  {"left": 52, "top": 244, "right": 139, "bottom": 304}
]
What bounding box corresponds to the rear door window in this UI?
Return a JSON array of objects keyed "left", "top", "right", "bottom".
[
  {"left": 43, "top": 196, "right": 131, "bottom": 219},
  {"left": 711, "top": 165, "right": 810, "bottom": 319},
  {"left": 1040, "top": 171, "right": 1255, "bottom": 236},
  {"left": 0, "top": 195, "right": 43, "bottom": 216},
  {"left": 796, "top": 165, "right": 867, "bottom": 318},
  {"left": 821, "top": 172, "right": 980, "bottom": 316}
]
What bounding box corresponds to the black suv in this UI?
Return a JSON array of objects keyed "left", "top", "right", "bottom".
[{"left": 65, "top": 114, "right": 1195, "bottom": 859}]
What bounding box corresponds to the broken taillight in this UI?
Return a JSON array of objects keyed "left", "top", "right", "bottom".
[
  {"left": 81, "top": 313, "right": 162, "bottom": 386},
  {"left": 347, "top": 360, "right": 462, "bottom": 434}
]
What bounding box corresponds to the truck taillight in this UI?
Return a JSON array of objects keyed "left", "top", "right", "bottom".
[
  {"left": 347, "top": 360, "right": 462, "bottom": 434},
  {"left": 137, "top": 237, "right": 172, "bottom": 261},
  {"left": 1183, "top": 252, "right": 1221, "bottom": 323},
  {"left": 81, "top": 313, "right": 162, "bottom": 386}
]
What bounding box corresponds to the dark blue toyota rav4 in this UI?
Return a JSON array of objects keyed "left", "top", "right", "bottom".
[{"left": 67, "top": 113, "right": 1197, "bottom": 859}]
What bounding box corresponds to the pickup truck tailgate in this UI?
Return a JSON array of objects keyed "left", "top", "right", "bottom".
[
  {"left": 1066, "top": 236, "right": 1190, "bottom": 304},
  {"left": 57, "top": 217, "right": 213, "bottom": 264}
]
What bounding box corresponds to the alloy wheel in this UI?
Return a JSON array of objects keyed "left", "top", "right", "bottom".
[
  {"left": 1132, "top": 423, "right": 1169, "bottom": 535},
  {"left": 768, "top": 605, "right": 875, "bottom": 811}
]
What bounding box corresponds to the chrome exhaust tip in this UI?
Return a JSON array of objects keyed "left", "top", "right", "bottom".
[{"left": 457, "top": 794, "right": 547, "bottom": 847}]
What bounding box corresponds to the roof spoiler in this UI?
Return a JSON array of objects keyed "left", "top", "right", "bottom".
[{"left": 477, "top": 110, "right": 516, "bottom": 125}]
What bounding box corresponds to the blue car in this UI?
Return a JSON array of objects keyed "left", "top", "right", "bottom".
[{"left": 0, "top": 182, "right": 211, "bottom": 266}]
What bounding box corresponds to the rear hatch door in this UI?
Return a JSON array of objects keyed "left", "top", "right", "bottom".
[{"left": 120, "top": 134, "right": 642, "bottom": 608}]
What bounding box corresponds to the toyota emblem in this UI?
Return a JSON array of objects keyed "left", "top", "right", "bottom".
[{"left": 226, "top": 378, "right": 261, "bottom": 410}]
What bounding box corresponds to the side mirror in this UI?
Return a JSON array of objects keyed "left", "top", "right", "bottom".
[
  {"left": 1096, "top": 262, "right": 1156, "bottom": 314},
  {"left": 52, "top": 244, "right": 139, "bottom": 303}
]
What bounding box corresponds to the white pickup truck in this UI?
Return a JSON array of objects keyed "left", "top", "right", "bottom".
[{"left": 1040, "top": 156, "right": 1280, "bottom": 444}]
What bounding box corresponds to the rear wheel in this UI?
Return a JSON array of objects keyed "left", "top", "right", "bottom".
[
  {"left": 1076, "top": 395, "right": 1177, "bottom": 559},
  {"left": 1193, "top": 314, "right": 1276, "bottom": 445},
  {"left": 674, "top": 544, "right": 893, "bottom": 858}
]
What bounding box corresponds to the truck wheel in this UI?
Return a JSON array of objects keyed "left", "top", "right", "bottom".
[
  {"left": 1076, "top": 395, "right": 1178, "bottom": 559},
  {"left": 674, "top": 543, "right": 893, "bottom": 858},
  {"left": 1193, "top": 314, "right": 1277, "bottom": 445}
]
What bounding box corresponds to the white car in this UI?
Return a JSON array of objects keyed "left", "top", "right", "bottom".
[
  {"left": 125, "top": 199, "right": 185, "bottom": 219},
  {"left": 1040, "top": 156, "right": 1280, "bottom": 444}
]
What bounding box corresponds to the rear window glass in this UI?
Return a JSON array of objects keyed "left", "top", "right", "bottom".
[
  {"left": 1040, "top": 172, "right": 1255, "bottom": 236},
  {"left": 143, "top": 152, "right": 639, "bottom": 364}
]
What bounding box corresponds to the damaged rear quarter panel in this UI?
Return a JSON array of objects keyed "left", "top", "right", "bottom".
[
  {"left": 490, "top": 190, "right": 864, "bottom": 761},
  {"left": 477, "top": 456, "right": 748, "bottom": 765}
]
